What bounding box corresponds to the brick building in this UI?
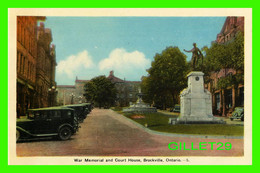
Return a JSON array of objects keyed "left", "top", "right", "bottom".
[
  {"left": 17, "top": 16, "right": 56, "bottom": 117},
  {"left": 35, "top": 22, "right": 57, "bottom": 108},
  {"left": 56, "top": 71, "right": 141, "bottom": 107},
  {"left": 216, "top": 17, "right": 244, "bottom": 44},
  {"left": 206, "top": 16, "right": 244, "bottom": 116}
]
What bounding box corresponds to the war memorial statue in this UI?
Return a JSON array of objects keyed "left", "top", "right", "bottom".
[
  {"left": 169, "top": 43, "right": 225, "bottom": 124},
  {"left": 184, "top": 43, "right": 204, "bottom": 70}
]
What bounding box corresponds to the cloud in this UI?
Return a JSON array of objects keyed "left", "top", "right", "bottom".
[
  {"left": 57, "top": 50, "right": 94, "bottom": 79},
  {"left": 99, "top": 48, "right": 150, "bottom": 80}
]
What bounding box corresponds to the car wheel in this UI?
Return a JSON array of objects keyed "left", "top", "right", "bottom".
[
  {"left": 16, "top": 130, "right": 20, "bottom": 142},
  {"left": 58, "top": 126, "right": 72, "bottom": 141}
]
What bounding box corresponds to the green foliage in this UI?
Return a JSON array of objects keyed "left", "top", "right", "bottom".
[
  {"left": 84, "top": 76, "right": 117, "bottom": 108},
  {"left": 203, "top": 32, "right": 244, "bottom": 74},
  {"left": 217, "top": 76, "right": 233, "bottom": 89},
  {"left": 141, "top": 46, "right": 188, "bottom": 108},
  {"left": 123, "top": 112, "right": 175, "bottom": 127},
  {"left": 217, "top": 73, "right": 244, "bottom": 90},
  {"left": 110, "top": 107, "right": 123, "bottom": 112},
  {"left": 150, "top": 124, "right": 244, "bottom": 136},
  {"left": 229, "top": 32, "right": 244, "bottom": 72},
  {"left": 121, "top": 111, "right": 243, "bottom": 136},
  {"left": 203, "top": 32, "right": 244, "bottom": 93}
]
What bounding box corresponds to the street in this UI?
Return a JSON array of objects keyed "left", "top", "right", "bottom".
[{"left": 17, "top": 109, "right": 243, "bottom": 157}]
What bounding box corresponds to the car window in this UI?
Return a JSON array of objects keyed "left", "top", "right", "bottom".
[
  {"left": 64, "top": 111, "right": 72, "bottom": 119},
  {"left": 52, "top": 110, "right": 61, "bottom": 118},
  {"left": 34, "top": 112, "right": 41, "bottom": 120},
  {"left": 41, "top": 111, "right": 48, "bottom": 119},
  {"left": 27, "top": 111, "right": 35, "bottom": 119}
]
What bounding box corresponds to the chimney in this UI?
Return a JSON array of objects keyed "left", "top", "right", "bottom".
[
  {"left": 109, "top": 70, "right": 114, "bottom": 77},
  {"left": 40, "top": 22, "right": 45, "bottom": 28}
]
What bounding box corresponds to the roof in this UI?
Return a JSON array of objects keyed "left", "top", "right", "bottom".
[
  {"left": 36, "top": 16, "right": 46, "bottom": 21},
  {"left": 125, "top": 81, "right": 141, "bottom": 84},
  {"left": 107, "top": 74, "right": 125, "bottom": 83},
  {"left": 28, "top": 107, "right": 74, "bottom": 111},
  {"left": 57, "top": 85, "right": 75, "bottom": 88},
  {"left": 75, "top": 79, "right": 89, "bottom": 83},
  {"left": 63, "top": 103, "right": 92, "bottom": 107}
]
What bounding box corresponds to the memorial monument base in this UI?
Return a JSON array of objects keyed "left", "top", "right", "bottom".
[
  {"left": 169, "top": 71, "right": 226, "bottom": 125},
  {"left": 174, "top": 116, "right": 225, "bottom": 124}
]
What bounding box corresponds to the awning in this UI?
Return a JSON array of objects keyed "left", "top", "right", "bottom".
[{"left": 17, "top": 78, "right": 35, "bottom": 90}]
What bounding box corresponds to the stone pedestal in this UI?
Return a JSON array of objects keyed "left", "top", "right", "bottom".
[
  {"left": 176, "top": 71, "right": 225, "bottom": 124},
  {"left": 123, "top": 88, "right": 157, "bottom": 113}
]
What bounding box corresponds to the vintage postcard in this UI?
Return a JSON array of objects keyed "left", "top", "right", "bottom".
[{"left": 8, "top": 8, "right": 252, "bottom": 165}]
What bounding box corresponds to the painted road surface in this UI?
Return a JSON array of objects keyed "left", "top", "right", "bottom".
[{"left": 17, "top": 108, "right": 243, "bottom": 156}]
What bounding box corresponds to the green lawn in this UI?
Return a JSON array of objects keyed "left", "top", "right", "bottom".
[
  {"left": 149, "top": 124, "right": 243, "bottom": 136},
  {"left": 112, "top": 109, "right": 244, "bottom": 136}
]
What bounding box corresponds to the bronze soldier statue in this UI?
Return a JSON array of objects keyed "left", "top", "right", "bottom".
[{"left": 184, "top": 43, "right": 203, "bottom": 70}]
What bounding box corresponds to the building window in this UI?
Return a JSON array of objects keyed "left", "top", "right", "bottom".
[
  {"left": 17, "top": 22, "right": 21, "bottom": 42},
  {"left": 215, "top": 93, "right": 220, "bottom": 110},
  {"left": 21, "top": 55, "right": 24, "bottom": 74},
  {"left": 17, "top": 51, "right": 20, "bottom": 72},
  {"left": 22, "top": 27, "right": 25, "bottom": 46},
  {"left": 29, "top": 36, "right": 31, "bottom": 53},
  {"left": 27, "top": 61, "right": 30, "bottom": 79},
  {"left": 225, "top": 89, "right": 232, "bottom": 108}
]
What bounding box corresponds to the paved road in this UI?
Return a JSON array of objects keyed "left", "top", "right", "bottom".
[{"left": 17, "top": 109, "right": 243, "bottom": 156}]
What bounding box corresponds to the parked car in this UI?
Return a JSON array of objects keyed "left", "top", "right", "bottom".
[
  {"left": 170, "top": 104, "right": 180, "bottom": 113},
  {"left": 230, "top": 107, "right": 244, "bottom": 121},
  {"left": 84, "top": 103, "right": 94, "bottom": 112},
  {"left": 63, "top": 103, "right": 91, "bottom": 122},
  {"left": 16, "top": 107, "right": 79, "bottom": 141}
]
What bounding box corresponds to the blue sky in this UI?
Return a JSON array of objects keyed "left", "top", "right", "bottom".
[{"left": 43, "top": 17, "right": 226, "bottom": 85}]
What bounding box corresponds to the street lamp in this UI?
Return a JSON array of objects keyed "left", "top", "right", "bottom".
[
  {"left": 78, "top": 96, "right": 83, "bottom": 104},
  {"left": 48, "top": 86, "right": 57, "bottom": 107},
  {"left": 70, "top": 93, "right": 75, "bottom": 104}
]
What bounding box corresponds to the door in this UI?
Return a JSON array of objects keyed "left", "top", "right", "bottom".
[{"left": 33, "top": 110, "right": 59, "bottom": 134}]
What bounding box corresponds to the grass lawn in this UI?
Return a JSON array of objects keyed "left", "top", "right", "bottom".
[{"left": 111, "top": 108, "right": 244, "bottom": 136}]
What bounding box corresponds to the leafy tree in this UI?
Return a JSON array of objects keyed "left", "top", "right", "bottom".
[
  {"left": 228, "top": 32, "right": 244, "bottom": 72},
  {"left": 203, "top": 31, "right": 244, "bottom": 74},
  {"left": 203, "top": 31, "right": 244, "bottom": 108},
  {"left": 84, "top": 76, "right": 117, "bottom": 108},
  {"left": 142, "top": 46, "right": 188, "bottom": 109},
  {"left": 140, "top": 76, "right": 153, "bottom": 103}
]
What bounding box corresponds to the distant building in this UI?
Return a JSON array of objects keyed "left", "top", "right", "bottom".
[
  {"left": 108, "top": 71, "right": 141, "bottom": 107},
  {"left": 56, "top": 78, "right": 89, "bottom": 106},
  {"left": 205, "top": 16, "right": 244, "bottom": 117},
  {"left": 56, "top": 71, "right": 141, "bottom": 107}
]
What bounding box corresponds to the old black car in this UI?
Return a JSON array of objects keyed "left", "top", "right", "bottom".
[
  {"left": 230, "top": 107, "right": 244, "bottom": 121},
  {"left": 170, "top": 104, "right": 180, "bottom": 113},
  {"left": 63, "top": 103, "right": 91, "bottom": 122},
  {"left": 16, "top": 107, "right": 79, "bottom": 141},
  {"left": 83, "top": 103, "right": 94, "bottom": 112}
]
